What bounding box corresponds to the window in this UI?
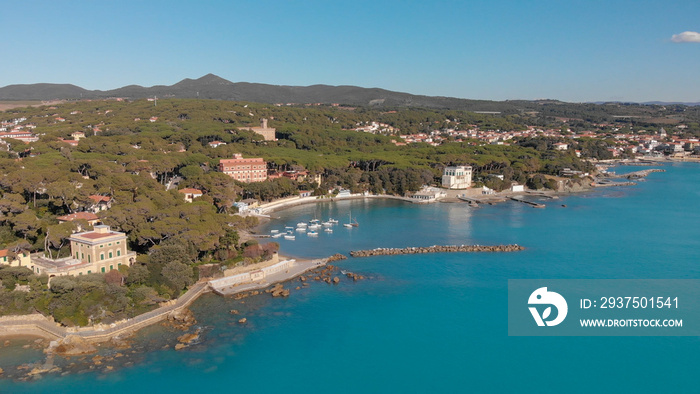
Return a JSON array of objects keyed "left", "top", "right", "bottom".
[
  {"left": 87, "top": 270, "right": 91, "bottom": 274},
  {"left": 110, "top": 265, "right": 113, "bottom": 270},
  {"left": 101, "top": 267, "right": 105, "bottom": 273},
  {"left": 75, "top": 253, "right": 78, "bottom": 259},
  {"left": 117, "top": 250, "right": 121, "bottom": 257},
  {"left": 109, "top": 252, "right": 113, "bottom": 258},
  {"left": 100, "top": 245, "right": 104, "bottom": 248},
  {"left": 88, "top": 255, "right": 91, "bottom": 263},
  {"left": 100, "top": 253, "right": 104, "bottom": 260}
]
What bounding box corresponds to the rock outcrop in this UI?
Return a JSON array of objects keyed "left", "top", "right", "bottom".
[
  {"left": 164, "top": 308, "right": 197, "bottom": 330},
  {"left": 46, "top": 335, "right": 97, "bottom": 356}
]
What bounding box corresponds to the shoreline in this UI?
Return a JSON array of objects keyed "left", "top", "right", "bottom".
[
  {"left": 0, "top": 255, "right": 328, "bottom": 344},
  {"left": 0, "top": 160, "right": 683, "bottom": 354}
]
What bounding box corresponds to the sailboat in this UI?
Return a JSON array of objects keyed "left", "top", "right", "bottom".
[{"left": 344, "top": 212, "right": 359, "bottom": 228}]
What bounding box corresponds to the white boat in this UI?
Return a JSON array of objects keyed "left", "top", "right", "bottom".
[
  {"left": 285, "top": 226, "right": 294, "bottom": 230},
  {"left": 309, "top": 218, "right": 320, "bottom": 224},
  {"left": 328, "top": 218, "right": 339, "bottom": 224},
  {"left": 344, "top": 212, "right": 359, "bottom": 228},
  {"left": 296, "top": 227, "right": 307, "bottom": 232},
  {"left": 270, "top": 229, "right": 279, "bottom": 234},
  {"left": 284, "top": 235, "right": 296, "bottom": 240},
  {"left": 307, "top": 231, "right": 318, "bottom": 237},
  {"left": 322, "top": 221, "right": 333, "bottom": 227},
  {"left": 272, "top": 233, "right": 284, "bottom": 238},
  {"left": 308, "top": 224, "right": 321, "bottom": 230},
  {"left": 297, "top": 222, "right": 307, "bottom": 228},
  {"left": 324, "top": 228, "right": 333, "bottom": 233}
]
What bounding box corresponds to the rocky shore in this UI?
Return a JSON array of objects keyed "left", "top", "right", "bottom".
[{"left": 349, "top": 244, "right": 525, "bottom": 257}]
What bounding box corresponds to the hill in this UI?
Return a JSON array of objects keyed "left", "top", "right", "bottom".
[{"left": 0, "top": 74, "right": 522, "bottom": 111}]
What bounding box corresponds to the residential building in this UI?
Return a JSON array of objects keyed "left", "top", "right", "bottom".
[
  {"left": 208, "top": 141, "right": 227, "bottom": 148},
  {"left": 30, "top": 225, "right": 136, "bottom": 277},
  {"left": 178, "top": 188, "right": 203, "bottom": 203},
  {"left": 442, "top": 166, "right": 472, "bottom": 189},
  {"left": 88, "top": 195, "right": 112, "bottom": 212},
  {"left": 0, "top": 249, "right": 31, "bottom": 268},
  {"left": 219, "top": 153, "right": 268, "bottom": 183},
  {"left": 56, "top": 211, "right": 101, "bottom": 229}
]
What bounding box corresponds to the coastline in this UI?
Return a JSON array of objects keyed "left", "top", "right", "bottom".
[
  {"left": 0, "top": 255, "right": 327, "bottom": 344},
  {"left": 0, "top": 160, "right": 682, "bottom": 357}
]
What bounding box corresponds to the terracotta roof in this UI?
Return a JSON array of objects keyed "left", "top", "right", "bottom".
[
  {"left": 57, "top": 212, "right": 99, "bottom": 222},
  {"left": 79, "top": 232, "right": 119, "bottom": 240},
  {"left": 178, "top": 188, "right": 203, "bottom": 194},
  {"left": 0, "top": 249, "right": 7, "bottom": 258},
  {"left": 88, "top": 195, "right": 111, "bottom": 203}
]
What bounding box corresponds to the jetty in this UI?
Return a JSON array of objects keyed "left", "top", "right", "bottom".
[
  {"left": 509, "top": 197, "right": 545, "bottom": 208},
  {"left": 602, "top": 168, "right": 665, "bottom": 179},
  {"left": 349, "top": 244, "right": 525, "bottom": 257}
]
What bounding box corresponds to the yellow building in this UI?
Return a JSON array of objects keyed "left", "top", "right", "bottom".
[
  {"left": 0, "top": 249, "right": 31, "bottom": 268},
  {"left": 30, "top": 225, "right": 136, "bottom": 278}
]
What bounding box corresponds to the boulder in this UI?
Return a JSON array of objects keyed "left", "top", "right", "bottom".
[
  {"left": 48, "top": 335, "right": 98, "bottom": 356},
  {"left": 238, "top": 318, "right": 247, "bottom": 324},
  {"left": 230, "top": 309, "right": 239, "bottom": 315},
  {"left": 332, "top": 277, "right": 340, "bottom": 284},
  {"left": 165, "top": 308, "right": 197, "bottom": 330}
]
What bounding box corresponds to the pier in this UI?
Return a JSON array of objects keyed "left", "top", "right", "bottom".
[
  {"left": 349, "top": 244, "right": 525, "bottom": 257},
  {"left": 509, "top": 197, "right": 545, "bottom": 208}
]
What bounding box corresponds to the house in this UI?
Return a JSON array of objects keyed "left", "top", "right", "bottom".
[
  {"left": 237, "top": 118, "right": 276, "bottom": 141},
  {"left": 71, "top": 131, "right": 85, "bottom": 140},
  {"left": 554, "top": 143, "right": 568, "bottom": 151},
  {"left": 442, "top": 166, "right": 472, "bottom": 189},
  {"left": 58, "top": 138, "right": 79, "bottom": 146},
  {"left": 208, "top": 141, "right": 227, "bottom": 148},
  {"left": 88, "top": 195, "right": 112, "bottom": 212},
  {"left": 56, "top": 211, "right": 101, "bottom": 228},
  {"left": 30, "top": 225, "right": 136, "bottom": 278},
  {"left": 178, "top": 188, "right": 203, "bottom": 203},
  {"left": 0, "top": 249, "right": 31, "bottom": 268},
  {"left": 298, "top": 190, "right": 312, "bottom": 198},
  {"left": 219, "top": 153, "right": 268, "bottom": 183}
]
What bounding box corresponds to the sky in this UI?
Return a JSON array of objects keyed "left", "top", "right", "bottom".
[{"left": 2, "top": 0, "right": 699, "bottom": 103}]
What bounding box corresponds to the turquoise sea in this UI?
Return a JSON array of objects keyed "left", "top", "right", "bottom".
[{"left": 2, "top": 163, "right": 699, "bottom": 393}]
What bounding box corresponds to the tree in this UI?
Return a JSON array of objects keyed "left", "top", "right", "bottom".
[{"left": 161, "top": 261, "right": 194, "bottom": 293}]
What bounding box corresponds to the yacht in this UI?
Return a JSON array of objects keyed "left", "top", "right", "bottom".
[{"left": 284, "top": 234, "right": 296, "bottom": 240}]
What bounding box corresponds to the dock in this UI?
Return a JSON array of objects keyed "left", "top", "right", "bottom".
[{"left": 509, "top": 197, "right": 545, "bottom": 208}]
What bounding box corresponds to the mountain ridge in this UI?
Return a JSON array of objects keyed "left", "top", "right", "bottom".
[{"left": 0, "top": 74, "right": 698, "bottom": 109}]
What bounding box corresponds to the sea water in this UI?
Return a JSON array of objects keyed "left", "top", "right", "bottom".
[{"left": 1, "top": 163, "right": 699, "bottom": 393}]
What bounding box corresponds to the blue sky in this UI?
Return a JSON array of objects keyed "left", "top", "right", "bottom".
[{"left": 2, "top": 0, "right": 699, "bottom": 102}]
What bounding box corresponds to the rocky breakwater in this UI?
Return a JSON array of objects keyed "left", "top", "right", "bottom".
[{"left": 350, "top": 244, "right": 525, "bottom": 257}]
